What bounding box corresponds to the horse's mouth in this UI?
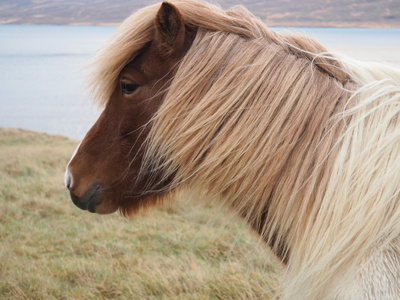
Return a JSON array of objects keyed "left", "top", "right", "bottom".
[{"left": 70, "top": 183, "right": 102, "bottom": 213}]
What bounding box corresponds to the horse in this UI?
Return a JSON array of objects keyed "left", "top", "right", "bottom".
[{"left": 64, "top": 1, "right": 400, "bottom": 298}]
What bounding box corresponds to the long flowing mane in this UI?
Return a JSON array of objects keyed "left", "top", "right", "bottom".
[{"left": 87, "top": 1, "right": 400, "bottom": 298}]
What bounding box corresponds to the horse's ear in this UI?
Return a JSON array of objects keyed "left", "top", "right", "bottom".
[{"left": 154, "top": 2, "right": 185, "bottom": 56}]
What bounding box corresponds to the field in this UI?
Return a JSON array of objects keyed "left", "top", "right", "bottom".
[{"left": 0, "top": 127, "right": 282, "bottom": 299}]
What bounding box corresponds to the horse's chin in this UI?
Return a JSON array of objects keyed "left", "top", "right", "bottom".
[
  {"left": 90, "top": 190, "right": 119, "bottom": 214},
  {"left": 92, "top": 201, "right": 119, "bottom": 214},
  {"left": 72, "top": 199, "right": 118, "bottom": 214}
]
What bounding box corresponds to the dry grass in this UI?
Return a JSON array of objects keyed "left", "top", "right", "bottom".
[{"left": 0, "top": 127, "right": 282, "bottom": 299}]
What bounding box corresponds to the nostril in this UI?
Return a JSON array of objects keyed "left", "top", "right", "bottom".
[{"left": 64, "top": 169, "right": 72, "bottom": 190}]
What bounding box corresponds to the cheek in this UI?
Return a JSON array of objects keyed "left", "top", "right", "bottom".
[
  {"left": 117, "top": 100, "right": 154, "bottom": 139},
  {"left": 118, "top": 127, "right": 149, "bottom": 169}
]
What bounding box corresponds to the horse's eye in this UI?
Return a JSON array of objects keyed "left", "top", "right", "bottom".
[{"left": 121, "top": 80, "right": 140, "bottom": 95}]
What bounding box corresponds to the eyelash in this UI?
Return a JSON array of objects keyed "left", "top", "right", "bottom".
[{"left": 121, "top": 81, "right": 140, "bottom": 95}]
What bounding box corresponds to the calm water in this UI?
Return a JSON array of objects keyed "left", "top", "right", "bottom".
[
  {"left": 0, "top": 25, "right": 117, "bottom": 139},
  {"left": 0, "top": 25, "right": 399, "bottom": 139}
]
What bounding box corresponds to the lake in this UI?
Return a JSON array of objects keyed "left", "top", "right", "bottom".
[{"left": 1, "top": 25, "right": 400, "bottom": 139}]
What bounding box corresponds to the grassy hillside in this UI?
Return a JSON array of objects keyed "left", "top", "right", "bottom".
[
  {"left": 0, "top": 0, "right": 399, "bottom": 28},
  {"left": 0, "top": 127, "right": 282, "bottom": 299}
]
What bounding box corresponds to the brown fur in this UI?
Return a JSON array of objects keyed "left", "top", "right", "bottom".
[{"left": 67, "top": 2, "right": 196, "bottom": 215}]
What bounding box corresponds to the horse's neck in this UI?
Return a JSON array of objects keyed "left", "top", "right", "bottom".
[{"left": 221, "top": 75, "right": 355, "bottom": 262}]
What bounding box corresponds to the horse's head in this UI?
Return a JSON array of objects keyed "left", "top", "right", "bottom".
[{"left": 65, "top": 2, "right": 195, "bottom": 214}]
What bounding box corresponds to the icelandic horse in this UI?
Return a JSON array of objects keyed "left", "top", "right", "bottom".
[{"left": 65, "top": 1, "right": 400, "bottom": 298}]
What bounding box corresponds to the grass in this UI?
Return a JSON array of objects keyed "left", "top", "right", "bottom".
[{"left": 0, "top": 127, "right": 282, "bottom": 299}]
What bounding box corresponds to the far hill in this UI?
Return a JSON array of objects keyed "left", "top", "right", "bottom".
[{"left": 0, "top": 0, "right": 399, "bottom": 28}]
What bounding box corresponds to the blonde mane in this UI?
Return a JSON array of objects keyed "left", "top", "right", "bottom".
[
  {"left": 88, "top": 1, "right": 400, "bottom": 299},
  {"left": 87, "top": 0, "right": 350, "bottom": 107}
]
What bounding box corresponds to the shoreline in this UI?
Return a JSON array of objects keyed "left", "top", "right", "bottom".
[{"left": 1, "top": 22, "right": 400, "bottom": 30}]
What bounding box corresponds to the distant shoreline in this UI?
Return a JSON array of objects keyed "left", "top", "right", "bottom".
[
  {"left": 1, "top": 21, "right": 399, "bottom": 29},
  {"left": 1, "top": 0, "right": 399, "bottom": 29}
]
